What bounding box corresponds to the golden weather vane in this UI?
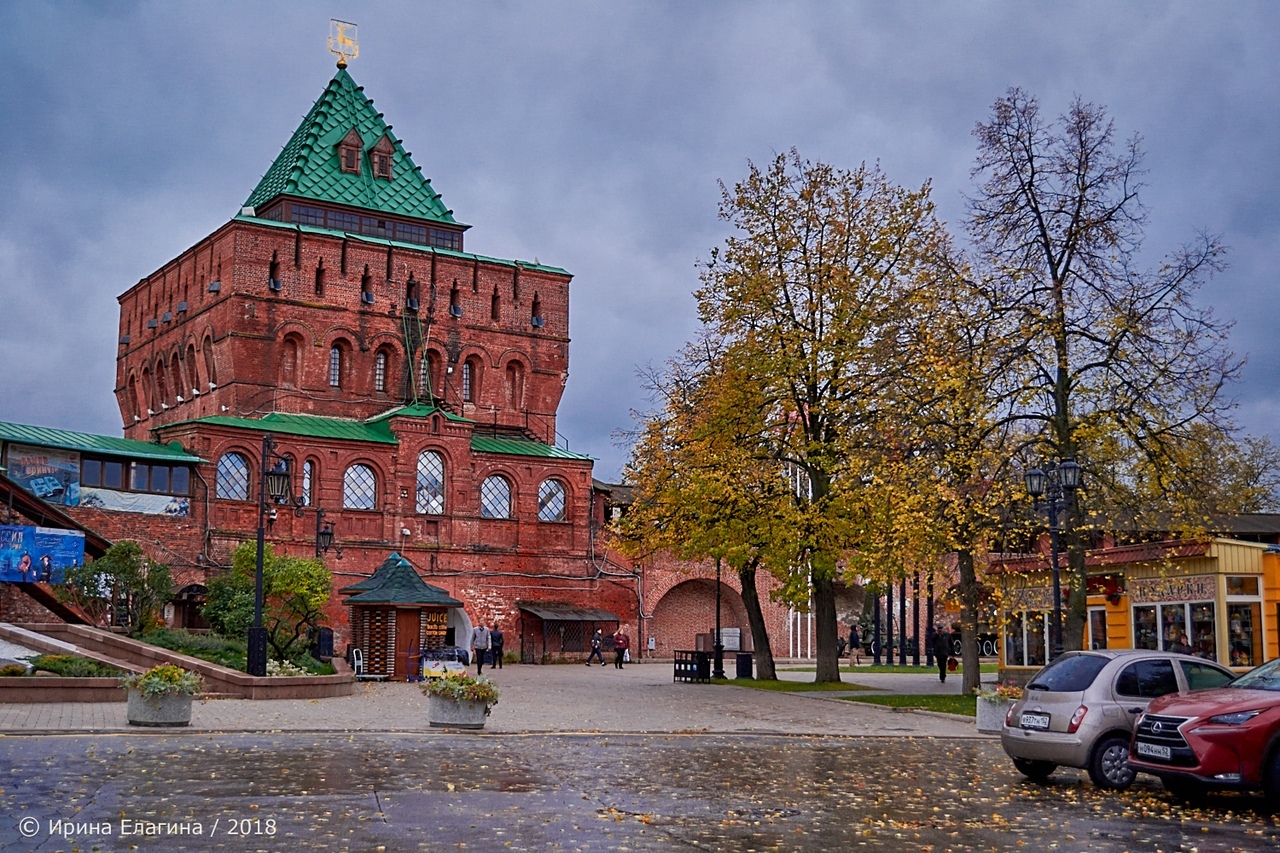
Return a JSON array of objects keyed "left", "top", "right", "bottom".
[{"left": 328, "top": 19, "right": 359, "bottom": 67}]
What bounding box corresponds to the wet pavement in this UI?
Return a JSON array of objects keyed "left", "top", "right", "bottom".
[
  {"left": 1, "top": 732, "right": 1277, "bottom": 851},
  {"left": 1, "top": 663, "right": 1277, "bottom": 850}
]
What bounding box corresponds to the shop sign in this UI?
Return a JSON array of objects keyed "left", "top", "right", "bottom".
[
  {"left": 1129, "top": 574, "right": 1215, "bottom": 604},
  {"left": 1002, "top": 586, "right": 1055, "bottom": 611}
]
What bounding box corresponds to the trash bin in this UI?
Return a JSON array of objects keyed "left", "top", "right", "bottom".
[{"left": 735, "top": 652, "right": 753, "bottom": 679}]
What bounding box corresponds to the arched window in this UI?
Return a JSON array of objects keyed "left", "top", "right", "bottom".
[
  {"left": 506, "top": 362, "right": 524, "bottom": 410},
  {"left": 156, "top": 362, "right": 169, "bottom": 406},
  {"left": 171, "top": 353, "right": 185, "bottom": 400},
  {"left": 301, "top": 459, "right": 314, "bottom": 506},
  {"left": 461, "top": 361, "right": 473, "bottom": 402},
  {"left": 314, "top": 259, "right": 326, "bottom": 296},
  {"left": 281, "top": 338, "right": 299, "bottom": 388},
  {"left": 329, "top": 344, "right": 343, "bottom": 388},
  {"left": 374, "top": 351, "right": 388, "bottom": 393},
  {"left": 343, "top": 463, "right": 377, "bottom": 510},
  {"left": 538, "top": 479, "right": 567, "bottom": 522},
  {"left": 186, "top": 343, "right": 199, "bottom": 395},
  {"left": 416, "top": 451, "right": 445, "bottom": 514},
  {"left": 480, "top": 475, "right": 511, "bottom": 519},
  {"left": 216, "top": 452, "right": 250, "bottom": 501},
  {"left": 203, "top": 337, "right": 217, "bottom": 387}
]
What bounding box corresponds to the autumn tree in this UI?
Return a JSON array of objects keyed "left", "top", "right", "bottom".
[
  {"left": 696, "top": 150, "right": 952, "bottom": 682},
  {"left": 967, "top": 88, "right": 1247, "bottom": 649},
  {"left": 203, "top": 542, "right": 332, "bottom": 662},
  {"left": 61, "top": 540, "right": 171, "bottom": 635},
  {"left": 618, "top": 337, "right": 788, "bottom": 679}
]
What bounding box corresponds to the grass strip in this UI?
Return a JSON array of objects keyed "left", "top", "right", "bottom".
[
  {"left": 780, "top": 663, "right": 999, "bottom": 675},
  {"left": 715, "top": 678, "right": 879, "bottom": 693},
  {"left": 840, "top": 693, "right": 977, "bottom": 716}
]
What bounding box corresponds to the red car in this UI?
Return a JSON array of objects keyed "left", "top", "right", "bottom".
[{"left": 1129, "top": 656, "right": 1280, "bottom": 799}]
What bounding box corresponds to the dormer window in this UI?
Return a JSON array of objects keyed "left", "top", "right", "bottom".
[
  {"left": 338, "top": 129, "right": 363, "bottom": 175},
  {"left": 371, "top": 135, "right": 394, "bottom": 180}
]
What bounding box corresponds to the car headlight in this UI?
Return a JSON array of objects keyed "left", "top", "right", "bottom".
[{"left": 1206, "top": 709, "right": 1262, "bottom": 726}]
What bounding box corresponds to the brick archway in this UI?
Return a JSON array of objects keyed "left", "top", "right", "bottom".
[{"left": 649, "top": 578, "right": 748, "bottom": 658}]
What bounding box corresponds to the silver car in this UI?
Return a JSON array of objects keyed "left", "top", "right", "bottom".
[{"left": 1000, "top": 650, "right": 1234, "bottom": 789}]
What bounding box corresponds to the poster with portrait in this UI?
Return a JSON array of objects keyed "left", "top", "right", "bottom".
[{"left": 0, "top": 525, "right": 85, "bottom": 583}]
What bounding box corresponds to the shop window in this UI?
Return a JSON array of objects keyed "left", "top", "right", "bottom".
[
  {"left": 1136, "top": 602, "right": 1217, "bottom": 658},
  {"left": 1227, "top": 576, "right": 1260, "bottom": 596},
  {"left": 1190, "top": 603, "right": 1216, "bottom": 659},
  {"left": 1228, "top": 602, "right": 1262, "bottom": 666},
  {"left": 216, "top": 452, "right": 250, "bottom": 501},
  {"left": 1003, "top": 610, "right": 1048, "bottom": 667},
  {"left": 343, "top": 464, "right": 377, "bottom": 510},
  {"left": 1087, "top": 607, "right": 1108, "bottom": 650},
  {"left": 538, "top": 479, "right": 566, "bottom": 522},
  {"left": 480, "top": 475, "right": 511, "bottom": 519},
  {"left": 416, "top": 451, "right": 445, "bottom": 515}
]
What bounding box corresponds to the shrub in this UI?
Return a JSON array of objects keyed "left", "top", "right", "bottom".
[
  {"left": 421, "top": 673, "right": 500, "bottom": 711},
  {"left": 30, "top": 654, "right": 124, "bottom": 678},
  {"left": 0, "top": 663, "right": 28, "bottom": 677},
  {"left": 119, "top": 663, "right": 204, "bottom": 698},
  {"left": 975, "top": 680, "right": 1024, "bottom": 701}
]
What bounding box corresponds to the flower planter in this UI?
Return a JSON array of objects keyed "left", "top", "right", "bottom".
[
  {"left": 976, "top": 697, "right": 1012, "bottom": 733},
  {"left": 427, "top": 693, "right": 490, "bottom": 729},
  {"left": 126, "top": 689, "right": 193, "bottom": 727}
]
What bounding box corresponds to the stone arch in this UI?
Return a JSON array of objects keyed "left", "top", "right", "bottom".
[{"left": 650, "top": 578, "right": 749, "bottom": 658}]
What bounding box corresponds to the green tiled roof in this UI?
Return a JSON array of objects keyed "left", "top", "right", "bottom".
[
  {"left": 339, "top": 552, "right": 463, "bottom": 606},
  {"left": 244, "top": 67, "right": 463, "bottom": 227},
  {"left": 365, "top": 403, "right": 472, "bottom": 424},
  {"left": 0, "top": 420, "right": 202, "bottom": 463},
  {"left": 169, "top": 412, "right": 398, "bottom": 444},
  {"left": 470, "top": 434, "right": 593, "bottom": 461}
]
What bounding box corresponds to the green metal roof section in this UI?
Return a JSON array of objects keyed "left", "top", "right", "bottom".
[
  {"left": 470, "top": 434, "right": 593, "bottom": 461},
  {"left": 244, "top": 66, "right": 464, "bottom": 227},
  {"left": 0, "top": 420, "right": 202, "bottom": 463},
  {"left": 339, "top": 552, "right": 464, "bottom": 606},
  {"left": 231, "top": 214, "right": 571, "bottom": 276},
  {"left": 365, "top": 403, "right": 472, "bottom": 425},
  {"left": 168, "top": 412, "right": 398, "bottom": 444}
]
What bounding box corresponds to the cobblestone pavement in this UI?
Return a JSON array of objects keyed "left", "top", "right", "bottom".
[
  {"left": 0, "top": 661, "right": 984, "bottom": 738},
  {"left": 1, "top": 732, "right": 1276, "bottom": 852}
]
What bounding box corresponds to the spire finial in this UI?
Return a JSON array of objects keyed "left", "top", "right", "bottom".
[{"left": 328, "top": 19, "right": 359, "bottom": 68}]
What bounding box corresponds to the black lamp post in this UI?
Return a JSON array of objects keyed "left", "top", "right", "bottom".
[
  {"left": 712, "top": 557, "right": 726, "bottom": 679},
  {"left": 1024, "top": 459, "right": 1082, "bottom": 661},
  {"left": 251, "top": 434, "right": 339, "bottom": 677}
]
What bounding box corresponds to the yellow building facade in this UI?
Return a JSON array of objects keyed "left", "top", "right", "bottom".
[{"left": 995, "top": 538, "right": 1280, "bottom": 675}]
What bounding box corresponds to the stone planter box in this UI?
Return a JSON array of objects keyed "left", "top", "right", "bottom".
[
  {"left": 427, "top": 693, "right": 490, "bottom": 729},
  {"left": 126, "top": 690, "right": 194, "bottom": 727},
  {"left": 976, "top": 697, "right": 1013, "bottom": 733}
]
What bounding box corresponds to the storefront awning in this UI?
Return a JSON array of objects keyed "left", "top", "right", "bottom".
[{"left": 517, "top": 602, "right": 619, "bottom": 622}]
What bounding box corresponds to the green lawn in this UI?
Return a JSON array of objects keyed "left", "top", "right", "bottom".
[
  {"left": 840, "top": 693, "right": 977, "bottom": 716},
  {"left": 716, "top": 678, "right": 879, "bottom": 693},
  {"left": 779, "top": 663, "right": 998, "bottom": 675}
]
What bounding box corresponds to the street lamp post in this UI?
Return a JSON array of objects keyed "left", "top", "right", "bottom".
[
  {"left": 712, "top": 557, "right": 726, "bottom": 679},
  {"left": 1024, "top": 460, "right": 1082, "bottom": 661},
  {"left": 251, "top": 434, "right": 340, "bottom": 677}
]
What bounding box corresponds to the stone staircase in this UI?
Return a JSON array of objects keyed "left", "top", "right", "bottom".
[{"left": 0, "top": 623, "right": 354, "bottom": 700}]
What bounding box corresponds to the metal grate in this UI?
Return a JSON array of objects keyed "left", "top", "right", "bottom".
[
  {"left": 343, "top": 463, "right": 377, "bottom": 509},
  {"left": 215, "top": 452, "right": 250, "bottom": 501}
]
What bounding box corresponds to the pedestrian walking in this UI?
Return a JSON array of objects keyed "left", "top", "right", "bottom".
[
  {"left": 490, "top": 622, "right": 505, "bottom": 669},
  {"left": 470, "top": 623, "right": 491, "bottom": 675},
  {"left": 931, "top": 623, "right": 952, "bottom": 683},
  {"left": 849, "top": 624, "right": 862, "bottom": 666},
  {"left": 585, "top": 629, "right": 605, "bottom": 665},
  {"left": 612, "top": 629, "right": 630, "bottom": 669}
]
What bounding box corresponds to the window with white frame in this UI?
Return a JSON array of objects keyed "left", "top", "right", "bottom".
[
  {"left": 416, "top": 451, "right": 445, "bottom": 514},
  {"left": 1132, "top": 602, "right": 1215, "bottom": 658},
  {"left": 343, "top": 463, "right": 377, "bottom": 510},
  {"left": 1003, "top": 610, "right": 1048, "bottom": 667},
  {"left": 480, "top": 475, "right": 511, "bottom": 519},
  {"left": 374, "top": 351, "right": 387, "bottom": 392},
  {"left": 537, "top": 479, "right": 566, "bottom": 522},
  {"left": 329, "top": 345, "right": 343, "bottom": 388}
]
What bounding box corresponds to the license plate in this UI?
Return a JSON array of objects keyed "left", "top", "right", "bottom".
[
  {"left": 1136, "top": 741, "right": 1171, "bottom": 760},
  {"left": 1020, "top": 712, "right": 1050, "bottom": 730}
]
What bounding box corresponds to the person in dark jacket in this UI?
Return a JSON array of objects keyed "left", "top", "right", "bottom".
[
  {"left": 931, "top": 624, "right": 953, "bottom": 683},
  {"left": 490, "top": 622, "right": 505, "bottom": 669}
]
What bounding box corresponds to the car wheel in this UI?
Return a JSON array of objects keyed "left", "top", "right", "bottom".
[
  {"left": 1264, "top": 750, "right": 1280, "bottom": 803},
  {"left": 1087, "top": 735, "right": 1135, "bottom": 790},
  {"left": 1012, "top": 758, "right": 1056, "bottom": 782},
  {"left": 1162, "top": 776, "right": 1201, "bottom": 802}
]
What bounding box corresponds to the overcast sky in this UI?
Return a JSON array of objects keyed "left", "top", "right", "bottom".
[{"left": 3, "top": 2, "right": 1279, "bottom": 481}]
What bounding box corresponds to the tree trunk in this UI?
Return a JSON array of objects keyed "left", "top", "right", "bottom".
[
  {"left": 956, "top": 548, "right": 981, "bottom": 697},
  {"left": 812, "top": 569, "right": 841, "bottom": 682},
  {"left": 738, "top": 563, "right": 777, "bottom": 680}
]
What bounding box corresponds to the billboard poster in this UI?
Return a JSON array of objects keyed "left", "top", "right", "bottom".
[
  {"left": 79, "top": 488, "right": 190, "bottom": 516},
  {"left": 0, "top": 525, "right": 86, "bottom": 583},
  {"left": 4, "top": 443, "right": 81, "bottom": 507}
]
